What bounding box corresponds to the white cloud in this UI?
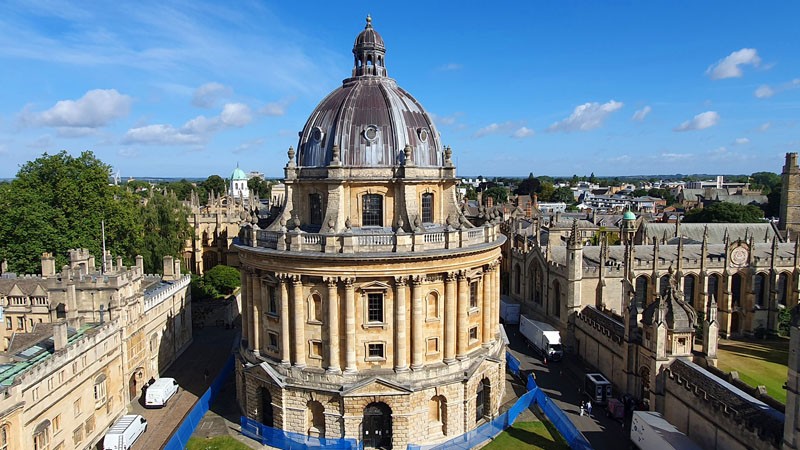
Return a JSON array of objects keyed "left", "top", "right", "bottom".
[
  {"left": 755, "top": 85, "right": 774, "bottom": 98},
  {"left": 674, "top": 111, "right": 719, "bottom": 132},
  {"left": 56, "top": 127, "right": 99, "bottom": 138},
  {"left": 632, "top": 106, "right": 651, "bottom": 122},
  {"left": 755, "top": 79, "right": 800, "bottom": 99},
  {"left": 431, "top": 112, "right": 463, "bottom": 127},
  {"left": 511, "top": 127, "right": 535, "bottom": 139},
  {"left": 122, "top": 124, "right": 204, "bottom": 145},
  {"left": 123, "top": 102, "right": 251, "bottom": 146},
  {"left": 220, "top": 103, "right": 252, "bottom": 127},
  {"left": 233, "top": 138, "right": 265, "bottom": 154},
  {"left": 759, "top": 122, "right": 771, "bottom": 132},
  {"left": 23, "top": 89, "right": 131, "bottom": 128},
  {"left": 734, "top": 137, "right": 750, "bottom": 145},
  {"left": 706, "top": 48, "right": 761, "bottom": 80},
  {"left": 547, "top": 100, "right": 623, "bottom": 132},
  {"left": 260, "top": 99, "right": 293, "bottom": 117},
  {"left": 659, "top": 152, "right": 693, "bottom": 162},
  {"left": 192, "top": 82, "right": 232, "bottom": 108},
  {"left": 117, "top": 147, "right": 140, "bottom": 158}
]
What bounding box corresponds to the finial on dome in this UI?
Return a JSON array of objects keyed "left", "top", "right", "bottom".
[{"left": 366, "top": 14, "right": 372, "bottom": 28}]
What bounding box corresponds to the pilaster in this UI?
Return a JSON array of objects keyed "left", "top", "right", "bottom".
[
  {"left": 444, "top": 272, "right": 457, "bottom": 363},
  {"left": 326, "top": 277, "right": 341, "bottom": 373}
]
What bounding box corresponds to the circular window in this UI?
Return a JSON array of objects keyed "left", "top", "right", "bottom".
[
  {"left": 363, "top": 125, "right": 379, "bottom": 142},
  {"left": 311, "top": 126, "right": 324, "bottom": 142},
  {"left": 418, "top": 128, "right": 429, "bottom": 143}
]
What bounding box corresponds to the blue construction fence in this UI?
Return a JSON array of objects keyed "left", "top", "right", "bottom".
[
  {"left": 241, "top": 417, "right": 361, "bottom": 449},
  {"left": 163, "top": 354, "right": 235, "bottom": 450}
]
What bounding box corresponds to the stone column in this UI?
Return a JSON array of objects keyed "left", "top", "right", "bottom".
[
  {"left": 278, "top": 276, "right": 290, "bottom": 366},
  {"left": 482, "top": 269, "right": 492, "bottom": 346},
  {"left": 292, "top": 275, "right": 306, "bottom": 368},
  {"left": 251, "top": 272, "right": 262, "bottom": 353},
  {"left": 326, "top": 277, "right": 341, "bottom": 373},
  {"left": 394, "top": 276, "right": 409, "bottom": 372},
  {"left": 411, "top": 276, "right": 424, "bottom": 370},
  {"left": 344, "top": 278, "right": 357, "bottom": 373},
  {"left": 240, "top": 270, "right": 249, "bottom": 348},
  {"left": 491, "top": 263, "right": 499, "bottom": 342},
  {"left": 456, "top": 271, "right": 468, "bottom": 359},
  {"left": 444, "top": 272, "right": 457, "bottom": 363}
]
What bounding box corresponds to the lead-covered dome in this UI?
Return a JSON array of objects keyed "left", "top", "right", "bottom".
[{"left": 296, "top": 16, "right": 443, "bottom": 169}]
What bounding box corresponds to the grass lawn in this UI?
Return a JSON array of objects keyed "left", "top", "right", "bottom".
[
  {"left": 482, "top": 421, "right": 569, "bottom": 450},
  {"left": 716, "top": 337, "right": 789, "bottom": 404},
  {"left": 186, "top": 436, "right": 253, "bottom": 450}
]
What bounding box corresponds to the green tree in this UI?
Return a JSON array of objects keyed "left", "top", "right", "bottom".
[
  {"left": 483, "top": 186, "right": 508, "bottom": 205},
  {"left": 0, "top": 151, "right": 142, "bottom": 273},
  {"left": 682, "top": 202, "right": 764, "bottom": 223},
  {"left": 551, "top": 186, "right": 575, "bottom": 204},
  {"left": 464, "top": 185, "right": 478, "bottom": 201},
  {"left": 166, "top": 179, "right": 196, "bottom": 201},
  {"left": 137, "top": 189, "right": 191, "bottom": 273},
  {"left": 514, "top": 173, "right": 540, "bottom": 196},
  {"left": 203, "top": 265, "right": 241, "bottom": 295},
  {"left": 201, "top": 175, "right": 226, "bottom": 197},
  {"left": 247, "top": 177, "right": 272, "bottom": 199},
  {"left": 750, "top": 171, "right": 781, "bottom": 194},
  {"left": 539, "top": 182, "right": 555, "bottom": 202}
]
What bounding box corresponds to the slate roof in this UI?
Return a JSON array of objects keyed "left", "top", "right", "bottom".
[{"left": 641, "top": 222, "right": 779, "bottom": 245}]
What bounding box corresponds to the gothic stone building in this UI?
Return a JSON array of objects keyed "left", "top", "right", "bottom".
[{"left": 234, "top": 17, "right": 506, "bottom": 449}]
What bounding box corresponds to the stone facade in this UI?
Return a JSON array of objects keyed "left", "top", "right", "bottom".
[
  {"left": 234, "top": 17, "right": 506, "bottom": 449},
  {"left": 0, "top": 249, "right": 192, "bottom": 449}
]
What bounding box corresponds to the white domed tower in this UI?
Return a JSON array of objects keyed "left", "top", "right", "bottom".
[
  {"left": 235, "top": 16, "right": 506, "bottom": 449},
  {"left": 229, "top": 165, "right": 249, "bottom": 200}
]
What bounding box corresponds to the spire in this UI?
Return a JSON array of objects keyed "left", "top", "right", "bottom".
[{"left": 567, "top": 218, "right": 581, "bottom": 249}]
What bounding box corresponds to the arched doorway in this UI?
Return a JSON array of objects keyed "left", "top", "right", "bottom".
[
  {"left": 730, "top": 311, "right": 742, "bottom": 336},
  {"left": 476, "top": 378, "right": 491, "bottom": 423},
  {"left": 259, "top": 387, "right": 274, "bottom": 427},
  {"left": 129, "top": 367, "right": 143, "bottom": 401},
  {"left": 363, "top": 402, "right": 392, "bottom": 449},
  {"left": 307, "top": 400, "right": 325, "bottom": 437},
  {"left": 428, "top": 395, "right": 446, "bottom": 436}
]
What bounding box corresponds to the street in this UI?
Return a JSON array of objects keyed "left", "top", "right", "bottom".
[
  {"left": 126, "top": 298, "right": 238, "bottom": 450},
  {"left": 504, "top": 323, "right": 628, "bottom": 450}
]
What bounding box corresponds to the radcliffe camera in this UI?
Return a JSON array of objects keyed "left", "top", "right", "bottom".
[{"left": 0, "top": 3, "right": 798, "bottom": 450}]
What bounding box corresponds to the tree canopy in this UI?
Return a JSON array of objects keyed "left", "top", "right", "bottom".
[
  {"left": 682, "top": 202, "right": 765, "bottom": 223},
  {"left": 551, "top": 186, "right": 576, "bottom": 204},
  {"left": 203, "top": 264, "right": 241, "bottom": 295},
  {"left": 482, "top": 186, "right": 508, "bottom": 205},
  {"left": 0, "top": 151, "right": 189, "bottom": 274}
]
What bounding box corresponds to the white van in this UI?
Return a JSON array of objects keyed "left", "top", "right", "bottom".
[
  {"left": 145, "top": 377, "right": 179, "bottom": 408},
  {"left": 103, "top": 414, "right": 147, "bottom": 450}
]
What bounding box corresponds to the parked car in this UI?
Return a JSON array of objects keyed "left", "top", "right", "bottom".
[{"left": 145, "top": 377, "right": 179, "bottom": 408}]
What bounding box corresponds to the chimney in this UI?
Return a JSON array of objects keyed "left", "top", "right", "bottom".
[
  {"left": 41, "top": 253, "right": 56, "bottom": 277},
  {"left": 163, "top": 256, "right": 175, "bottom": 281},
  {"left": 174, "top": 258, "right": 181, "bottom": 278},
  {"left": 53, "top": 321, "right": 69, "bottom": 352},
  {"left": 487, "top": 196, "right": 494, "bottom": 208},
  {"left": 117, "top": 256, "right": 123, "bottom": 271},
  {"left": 135, "top": 255, "right": 144, "bottom": 273},
  {"left": 525, "top": 201, "right": 532, "bottom": 218},
  {"left": 1, "top": 259, "right": 6, "bottom": 275}
]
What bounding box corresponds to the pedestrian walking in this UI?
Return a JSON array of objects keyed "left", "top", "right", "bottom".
[
  {"left": 204, "top": 368, "right": 210, "bottom": 382},
  {"left": 579, "top": 403, "right": 584, "bottom": 416},
  {"left": 586, "top": 401, "right": 592, "bottom": 417}
]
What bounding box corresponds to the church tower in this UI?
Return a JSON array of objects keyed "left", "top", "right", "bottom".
[{"left": 780, "top": 152, "right": 800, "bottom": 238}]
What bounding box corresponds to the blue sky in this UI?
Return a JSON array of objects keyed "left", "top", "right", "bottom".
[{"left": 1, "top": 1, "right": 799, "bottom": 179}]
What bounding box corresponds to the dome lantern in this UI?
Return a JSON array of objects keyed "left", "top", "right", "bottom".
[{"left": 352, "top": 15, "right": 387, "bottom": 77}]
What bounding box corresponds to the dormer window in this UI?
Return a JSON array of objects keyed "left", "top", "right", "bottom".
[
  {"left": 311, "top": 126, "right": 324, "bottom": 143},
  {"left": 363, "top": 125, "right": 379, "bottom": 143}
]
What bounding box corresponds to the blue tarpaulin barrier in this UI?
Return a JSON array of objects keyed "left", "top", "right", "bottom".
[{"left": 241, "top": 416, "right": 361, "bottom": 449}]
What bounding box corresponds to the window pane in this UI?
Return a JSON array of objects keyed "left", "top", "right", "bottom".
[
  {"left": 362, "top": 194, "right": 383, "bottom": 226},
  {"left": 422, "top": 194, "right": 433, "bottom": 223},
  {"left": 309, "top": 194, "right": 323, "bottom": 226},
  {"left": 368, "top": 293, "right": 383, "bottom": 322}
]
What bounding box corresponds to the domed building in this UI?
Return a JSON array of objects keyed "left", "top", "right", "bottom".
[
  {"left": 229, "top": 165, "right": 249, "bottom": 200},
  {"left": 235, "top": 16, "right": 506, "bottom": 449}
]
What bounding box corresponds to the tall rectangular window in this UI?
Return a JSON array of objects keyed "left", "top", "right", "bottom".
[
  {"left": 309, "top": 193, "right": 323, "bottom": 226},
  {"left": 362, "top": 194, "right": 383, "bottom": 227},
  {"left": 267, "top": 286, "right": 278, "bottom": 315},
  {"left": 470, "top": 282, "right": 479, "bottom": 308},
  {"left": 422, "top": 193, "right": 434, "bottom": 223},
  {"left": 367, "top": 293, "right": 384, "bottom": 323}
]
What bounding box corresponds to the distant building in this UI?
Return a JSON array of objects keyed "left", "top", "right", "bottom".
[{"left": 229, "top": 166, "right": 249, "bottom": 200}]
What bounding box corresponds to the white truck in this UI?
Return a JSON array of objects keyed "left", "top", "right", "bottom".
[
  {"left": 145, "top": 377, "right": 179, "bottom": 408},
  {"left": 499, "top": 297, "right": 521, "bottom": 324},
  {"left": 103, "top": 414, "right": 147, "bottom": 450},
  {"left": 519, "top": 315, "right": 563, "bottom": 361},
  {"left": 630, "top": 411, "right": 703, "bottom": 450}
]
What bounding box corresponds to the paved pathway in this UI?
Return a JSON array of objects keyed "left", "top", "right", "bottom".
[
  {"left": 504, "top": 323, "right": 628, "bottom": 450},
  {"left": 124, "top": 298, "right": 239, "bottom": 450}
]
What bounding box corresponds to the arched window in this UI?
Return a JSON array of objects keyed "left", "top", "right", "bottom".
[
  {"left": 683, "top": 275, "right": 696, "bottom": 308},
  {"left": 732, "top": 274, "right": 743, "bottom": 307},
  {"left": 513, "top": 264, "right": 521, "bottom": 295},
  {"left": 307, "top": 400, "right": 325, "bottom": 438},
  {"left": 754, "top": 273, "right": 767, "bottom": 307},
  {"left": 553, "top": 281, "right": 561, "bottom": 319},
  {"left": 429, "top": 395, "right": 447, "bottom": 435},
  {"left": 635, "top": 276, "right": 648, "bottom": 309},
  {"left": 708, "top": 274, "right": 720, "bottom": 303},
  {"left": 362, "top": 194, "right": 383, "bottom": 227},
  {"left": 422, "top": 193, "right": 434, "bottom": 223},
  {"left": 778, "top": 273, "right": 790, "bottom": 306},
  {"left": 659, "top": 275, "right": 670, "bottom": 297},
  {"left": 33, "top": 420, "right": 49, "bottom": 450},
  {"left": 94, "top": 374, "right": 108, "bottom": 408}
]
